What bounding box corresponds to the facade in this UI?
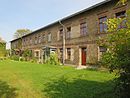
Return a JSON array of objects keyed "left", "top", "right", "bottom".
[
  {"left": 11, "top": 0, "right": 130, "bottom": 66},
  {"left": 0, "top": 37, "right": 6, "bottom": 57}
]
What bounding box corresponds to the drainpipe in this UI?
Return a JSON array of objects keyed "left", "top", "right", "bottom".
[{"left": 59, "top": 20, "right": 66, "bottom": 65}]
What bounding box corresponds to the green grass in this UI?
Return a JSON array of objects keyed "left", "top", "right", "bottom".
[{"left": 0, "top": 60, "right": 117, "bottom": 98}]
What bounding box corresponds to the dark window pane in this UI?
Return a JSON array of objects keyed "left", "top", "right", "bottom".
[{"left": 99, "top": 16, "right": 107, "bottom": 32}]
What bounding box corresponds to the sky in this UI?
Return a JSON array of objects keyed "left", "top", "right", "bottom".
[{"left": 0, "top": 0, "right": 105, "bottom": 49}]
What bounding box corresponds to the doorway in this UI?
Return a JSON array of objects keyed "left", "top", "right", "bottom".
[{"left": 81, "top": 48, "right": 87, "bottom": 65}]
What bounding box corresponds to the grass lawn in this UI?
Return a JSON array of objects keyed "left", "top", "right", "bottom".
[{"left": 0, "top": 60, "right": 117, "bottom": 98}]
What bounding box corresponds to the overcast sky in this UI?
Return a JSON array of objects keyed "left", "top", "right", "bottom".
[{"left": 0, "top": 0, "right": 105, "bottom": 49}]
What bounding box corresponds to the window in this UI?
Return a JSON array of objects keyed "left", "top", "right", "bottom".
[
  {"left": 99, "top": 16, "right": 107, "bottom": 32},
  {"left": 30, "top": 37, "right": 32, "bottom": 44},
  {"left": 48, "top": 33, "right": 51, "bottom": 42},
  {"left": 116, "top": 11, "right": 126, "bottom": 18},
  {"left": 99, "top": 46, "right": 107, "bottom": 52},
  {"left": 116, "top": 11, "right": 126, "bottom": 28},
  {"left": 35, "top": 36, "right": 37, "bottom": 44},
  {"left": 67, "top": 48, "right": 71, "bottom": 60},
  {"left": 23, "top": 39, "right": 25, "bottom": 46},
  {"left": 59, "top": 29, "right": 63, "bottom": 40},
  {"left": 60, "top": 48, "right": 63, "bottom": 63},
  {"left": 38, "top": 36, "right": 41, "bottom": 43},
  {"left": 80, "top": 22, "right": 87, "bottom": 36},
  {"left": 43, "top": 34, "right": 45, "bottom": 42},
  {"left": 13, "top": 44, "right": 16, "bottom": 48},
  {"left": 26, "top": 38, "right": 28, "bottom": 45},
  {"left": 35, "top": 51, "right": 39, "bottom": 57},
  {"left": 66, "top": 27, "right": 71, "bottom": 39}
]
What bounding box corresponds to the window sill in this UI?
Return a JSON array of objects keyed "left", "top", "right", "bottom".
[
  {"left": 66, "top": 38, "right": 71, "bottom": 40},
  {"left": 96, "top": 32, "right": 107, "bottom": 35},
  {"left": 79, "top": 34, "right": 89, "bottom": 38}
]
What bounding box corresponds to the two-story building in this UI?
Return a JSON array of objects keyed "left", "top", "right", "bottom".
[{"left": 11, "top": 0, "right": 130, "bottom": 66}]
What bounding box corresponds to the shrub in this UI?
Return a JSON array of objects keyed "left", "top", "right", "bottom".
[
  {"left": 99, "top": 10, "right": 130, "bottom": 98},
  {"left": 30, "top": 57, "right": 37, "bottom": 63},
  {"left": 10, "top": 55, "right": 19, "bottom": 61},
  {"left": 46, "top": 52, "right": 60, "bottom": 65},
  {"left": 22, "top": 49, "right": 32, "bottom": 61}
]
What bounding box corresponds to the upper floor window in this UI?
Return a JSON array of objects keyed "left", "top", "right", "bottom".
[
  {"left": 35, "top": 36, "right": 37, "bottom": 44},
  {"left": 26, "top": 38, "right": 28, "bottom": 45},
  {"left": 23, "top": 39, "right": 25, "bottom": 46},
  {"left": 59, "top": 29, "right": 63, "bottom": 40},
  {"left": 66, "top": 27, "right": 71, "bottom": 39},
  {"left": 116, "top": 11, "right": 126, "bottom": 18},
  {"left": 99, "top": 16, "right": 107, "bottom": 32},
  {"left": 30, "top": 37, "right": 32, "bottom": 45},
  {"left": 116, "top": 11, "right": 126, "bottom": 28},
  {"left": 42, "top": 34, "right": 45, "bottom": 42},
  {"left": 48, "top": 33, "right": 52, "bottom": 42},
  {"left": 80, "top": 22, "right": 87, "bottom": 36},
  {"left": 38, "top": 36, "right": 41, "bottom": 43},
  {"left": 99, "top": 46, "right": 107, "bottom": 53},
  {"left": 13, "top": 44, "right": 16, "bottom": 48}
]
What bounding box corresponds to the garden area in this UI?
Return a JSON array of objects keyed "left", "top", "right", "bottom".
[{"left": 0, "top": 60, "right": 117, "bottom": 98}]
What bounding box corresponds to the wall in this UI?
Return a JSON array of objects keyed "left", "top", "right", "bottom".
[{"left": 11, "top": 0, "right": 130, "bottom": 66}]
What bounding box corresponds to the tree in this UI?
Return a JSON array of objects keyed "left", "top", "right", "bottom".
[
  {"left": 99, "top": 5, "right": 130, "bottom": 98},
  {"left": 118, "top": 0, "right": 127, "bottom": 5},
  {"left": 14, "top": 29, "right": 31, "bottom": 39}
]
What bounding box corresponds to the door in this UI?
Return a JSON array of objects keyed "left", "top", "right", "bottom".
[{"left": 81, "top": 48, "right": 86, "bottom": 65}]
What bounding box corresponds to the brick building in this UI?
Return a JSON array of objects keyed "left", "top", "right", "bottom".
[{"left": 11, "top": 0, "right": 130, "bottom": 66}]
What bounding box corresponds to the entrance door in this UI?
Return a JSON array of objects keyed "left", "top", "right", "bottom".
[{"left": 81, "top": 48, "right": 86, "bottom": 65}]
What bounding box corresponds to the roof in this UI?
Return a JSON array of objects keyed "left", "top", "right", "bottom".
[{"left": 11, "top": 0, "right": 111, "bottom": 42}]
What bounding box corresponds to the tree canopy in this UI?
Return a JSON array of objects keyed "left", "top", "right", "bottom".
[
  {"left": 99, "top": 2, "right": 130, "bottom": 97},
  {"left": 14, "top": 29, "right": 31, "bottom": 39}
]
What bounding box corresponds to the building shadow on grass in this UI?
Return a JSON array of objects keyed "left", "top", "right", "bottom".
[
  {"left": 42, "top": 77, "right": 118, "bottom": 98},
  {"left": 0, "top": 80, "right": 17, "bottom": 98}
]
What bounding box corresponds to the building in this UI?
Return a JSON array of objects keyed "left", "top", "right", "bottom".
[
  {"left": 11, "top": 0, "right": 130, "bottom": 66},
  {"left": 0, "top": 37, "right": 6, "bottom": 57}
]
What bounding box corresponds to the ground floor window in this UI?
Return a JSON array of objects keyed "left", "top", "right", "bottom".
[
  {"left": 98, "top": 46, "right": 107, "bottom": 60},
  {"left": 59, "top": 48, "right": 63, "bottom": 63},
  {"left": 35, "top": 51, "right": 39, "bottom": 57},
  {"left": 99, "top": 46, "right": 107, "bottom": 53},
  {"left": 67, "top": 48, "right": 71, "bottom": 60}
]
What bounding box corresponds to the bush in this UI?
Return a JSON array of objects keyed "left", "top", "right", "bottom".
[
  {"left": 99, "top": 10, "right": 130, "bottom": 98},
  {"left": 10, "top": 55, "right": 19, "bottom": 61},
  {"left": 19, "top": 57, "right": 25, "bottom": 61},
  {"left": 46, "top": 52, "right": 60, "bottom": 65},
  {"left": 30, "top": 57, "right": 37, "bottom": 63},
  {"left": 22, "top": 49, "right": 32, "bottom": 61}
]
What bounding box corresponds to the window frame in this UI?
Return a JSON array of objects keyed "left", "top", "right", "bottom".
[
  {"left": 67, "top": 48, "right": 71, "bottom": 60},
  {"left": 116, "top": 11, "right": 126, "bottom": 29},
  {"left": 48, "top": 33, "right": 52, "bottom": 42},
  {"left": 59, "top": 29, "right": 63, "bottom": 40},
  {"left": 80, "top": 22, "right": 87, "bottom": 36},
  {"left": 99, "top": 16, "right": 107, "bottom": 33},
  {"left": 66, "top": 27, "right": 71, "bottom": 39}
]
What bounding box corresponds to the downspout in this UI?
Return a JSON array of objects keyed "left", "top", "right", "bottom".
[{"left": 59, "top": 20, "right": 66, "bottom": 65}]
